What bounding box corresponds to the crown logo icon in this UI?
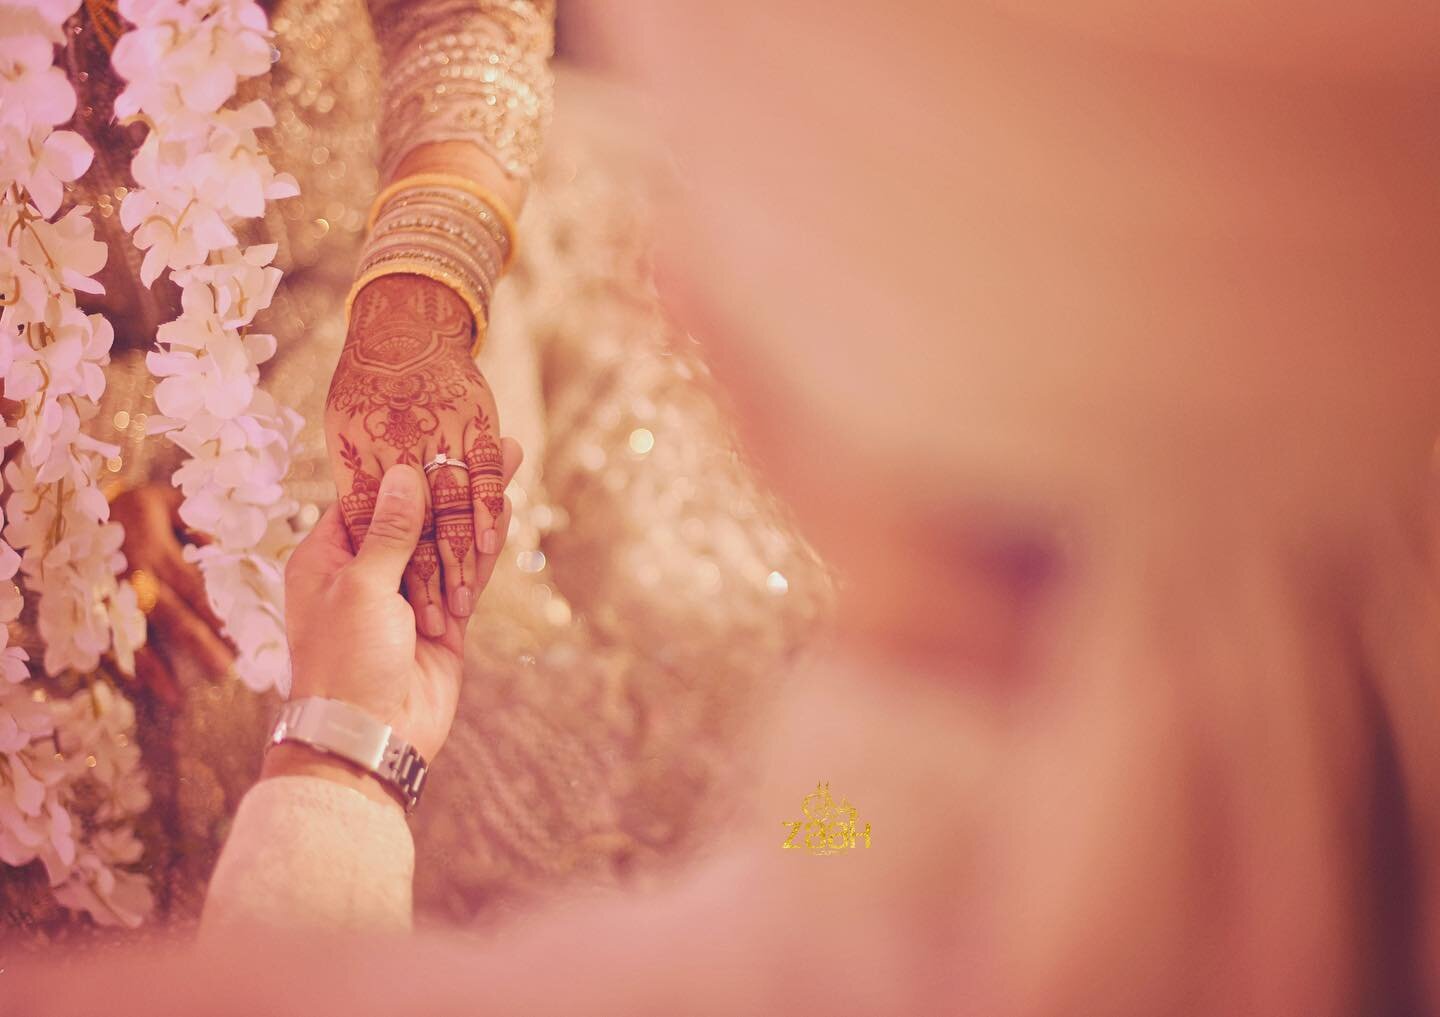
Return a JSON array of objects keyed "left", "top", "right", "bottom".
[{"left": 783, "top": 781, "right": 871, "bottom": 855}]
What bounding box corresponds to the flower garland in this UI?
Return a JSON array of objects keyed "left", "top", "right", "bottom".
[
  {"left": 111, "top": 0, "right": 301, "bottom": 694},
  {"left": 1, "top": 0, "right": 153, "bottom": 926},
  {"left": 0, "top": 0, "right": 299, "bottom": 927}
]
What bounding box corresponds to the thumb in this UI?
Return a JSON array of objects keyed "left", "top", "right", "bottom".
[{"left": 350, "top": 464, "right": 426, "bottom": 588}]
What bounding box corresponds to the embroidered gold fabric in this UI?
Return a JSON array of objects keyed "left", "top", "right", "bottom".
[
  {"left": 2, "top": 0, "right": 829, "bottom": 945},
  {"left": 370, "top": 0, "right": 555, "bottom": 181}
]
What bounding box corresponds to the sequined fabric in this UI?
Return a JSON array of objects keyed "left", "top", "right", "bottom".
[
  {"left": 370, "top": 0, "right": 554, "bottom": 181},
  {"left": 3, "top": 0, "right": 829, "bottom": 942}
]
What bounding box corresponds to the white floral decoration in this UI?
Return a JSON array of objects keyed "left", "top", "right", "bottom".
[
  {"left": 112, "top": 0, "right": 302, "bottom": 693},
  {"left": 1, "top": 0, "right": 153, "bottom": 926}
]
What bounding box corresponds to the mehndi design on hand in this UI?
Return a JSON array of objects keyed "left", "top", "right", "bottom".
[
  {"left": 327, "top": 278, "right": 474, "bottom": 467},
  {"left": 465, "top": 409, "right": 505, "bottom": 522},
  {"left": 431, "top": 441, "right": 475, "bottom": 565},
  {"left": 327, "top": 276, "right": 509, "bottom": 629},
  {"left": 337, "top": 434, "right": 379, "bottom": 548}
]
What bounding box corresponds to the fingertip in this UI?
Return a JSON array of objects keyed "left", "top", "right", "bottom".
[
  {"left": 379, "top": 462, "right": 424, "bottom": 503},
  {"left": 500, "top": 437, "right": 524, "bottom": 483},
  {"left": 473, "top": 495, "right": 512, "bottom": 592}
]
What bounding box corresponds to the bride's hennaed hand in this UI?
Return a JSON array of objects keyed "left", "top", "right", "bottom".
[{"left": 325, "top": 275, "right": 511, "bottom": 635}]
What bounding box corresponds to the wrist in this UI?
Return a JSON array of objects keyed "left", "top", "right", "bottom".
[
  {"left": 390, "top": 141, "right": 526, "bottom": 218},
  {"left": 344, "top": 275, "right": 476, "bottom": 357},
  {"left": 261, "top": 742, "right": 406, "bottom": 813},
  {"left": 266, "top": 696, "right": 432, "bottom": 813}
]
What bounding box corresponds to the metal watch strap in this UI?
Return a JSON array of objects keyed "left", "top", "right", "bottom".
[{"left": 269, "top": 697, "right": 428, "bottom": 814}]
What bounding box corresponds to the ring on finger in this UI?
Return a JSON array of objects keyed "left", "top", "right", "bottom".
[{"left": 423, "top": 453, "right": 468, "bottom": 476}]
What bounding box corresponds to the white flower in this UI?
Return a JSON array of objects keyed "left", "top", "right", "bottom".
[
  {"left": 190, "top": 545, "right": 290, "bottom": 693},
  {"left": 0, "top": 237, "right": 54, "bottom": 329},
  {"left": 0, "top": 125, "right": 93, "bottom": 217},
  {"left": 3, "top": 0, "right": 300, "bottom": 927},
  {"left": 0, "top": 546, "right": 30, "bottom": 687},
  {"left": 52, "top": 846, "right": 154, "bottom": 927},
  {"left": 107, "top": 580, "right": 145, "bottom": 677},
  {"left": 52, "top": 682, "right": 150, "bottom": 818},
  {"left": 180, "top": 244, "right": 282, "bottom": 328},
  {"left": 15, "top": 205, "right": 107, "bottom": 295},
  {"left": 0, "top": 533, "right": 21, "bottom": 593},
  {"left": 0, "top": 32, "right": 75, "bottom": 129},
  {"left": 0, "top": 645, "right": 28, "bottom": 685},
  {"left": 0, "top": 2, "right": 82, "bottom": 47},
  {"left": 113, "top": 0, "right": 271, "bottom": 123},
  {"left": 0, "top": 685, "right": 53, "bottom": 752},
  {"left": 114, "top": 0, "right": 301, "bottom": 697},
  {"left": 0, "top": 745, "right": 74, "bottom": 882},
  {"left": 119, "top": 163, "right": 236, "bottom": 286},
  {"left": 0, "top": 0, "right": 153, "bottom": 929}
]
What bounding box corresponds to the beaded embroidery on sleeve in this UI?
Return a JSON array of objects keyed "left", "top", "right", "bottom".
[{"left": 370, "top": 0, "right": 556, "bottom": 182}]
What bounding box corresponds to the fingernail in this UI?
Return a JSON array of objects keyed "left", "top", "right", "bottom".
[
  {"left": 379, "top": 464, "right": 417, "bottom": 501},
  {"left": 423, "top": 604, "right": 445, "bottom": 637},
  {"left": 481, "top": 529, "right": 500, "bottom": 555},
  {"left": 453, "top": 585, "right": 473, "bottom": 617}
]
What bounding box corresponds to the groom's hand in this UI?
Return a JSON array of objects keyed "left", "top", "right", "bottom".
[{"left": 269, "top": 455, "right": 520, "bottom": 802}]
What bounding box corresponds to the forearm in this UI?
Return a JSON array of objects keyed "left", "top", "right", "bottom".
[{"left": 199, "top": 767, "right": 414, "bottom": 937}]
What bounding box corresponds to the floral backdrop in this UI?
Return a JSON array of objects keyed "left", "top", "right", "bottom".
[{"left": 0, "top": 0, "right": 298, "bottom": 927}]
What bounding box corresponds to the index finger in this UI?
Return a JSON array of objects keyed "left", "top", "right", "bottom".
[{"left": 285, "top": 503, "right": 354, "bottom": 604}]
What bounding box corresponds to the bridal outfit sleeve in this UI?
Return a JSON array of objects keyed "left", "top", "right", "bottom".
[
  {"left": 368, "top": 0, "right": 555, "bottom": 185},
  {"left": 200, "top": 776, "right": 414, "bottom": 934},
  {"left": 348, "top": 0, "right": 553, "bottom": 340}
]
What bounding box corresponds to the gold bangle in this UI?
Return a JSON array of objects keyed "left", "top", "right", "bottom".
[
  {"left": 367, "top": 172, "right": 520, "bottom": 272},
  {"left": 345, "top": 262, "right": 489, "bottom": 359}
]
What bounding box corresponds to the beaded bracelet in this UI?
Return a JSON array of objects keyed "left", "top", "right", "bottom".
[
  {"left": 347, "top": 173, "right": 520, "bottom": 357},
  {"left": 366, "top": 173, "right": 518, "bottom": 269}
]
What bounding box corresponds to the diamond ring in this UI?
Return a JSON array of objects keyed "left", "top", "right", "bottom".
[{"left": 422, "top": 453, "right": 467, "bottom": 476}]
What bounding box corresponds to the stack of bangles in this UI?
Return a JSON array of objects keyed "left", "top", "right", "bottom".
[{"left": 345, "top": 172, "right": 519, "bottom": 357}]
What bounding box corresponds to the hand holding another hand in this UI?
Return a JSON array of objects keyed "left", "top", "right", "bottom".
[{"left": 270, "top": 452, "right": 519, "bottom": 804}]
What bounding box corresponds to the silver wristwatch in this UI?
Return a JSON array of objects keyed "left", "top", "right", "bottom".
[{"left": 269, "top": 697, "right": 429, "bottom": 814}]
